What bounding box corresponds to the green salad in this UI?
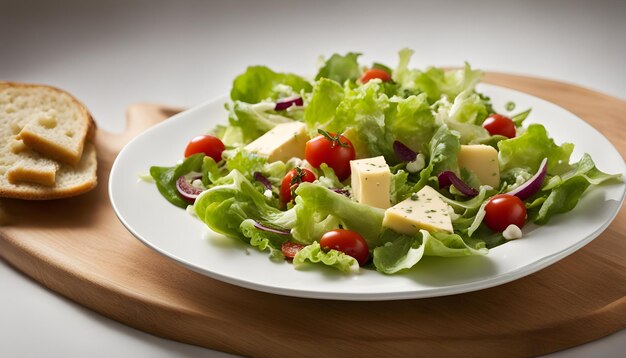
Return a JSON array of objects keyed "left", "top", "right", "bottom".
[{"left": 149, "top": 49, "right": 621, "bottom": 274}]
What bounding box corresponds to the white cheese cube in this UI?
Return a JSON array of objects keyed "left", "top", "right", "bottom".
[
  {"left": 383, "top": 186, "right": 453, "bottom": 235},
  {"left": 350, "top": 156, "right": 391, "bottom": 209},
  {"left": 457, "top": 144, "right": 500, "bottom": 188},
  {"left": 244, "top": 121, "right": 308, "bottom": 163}
]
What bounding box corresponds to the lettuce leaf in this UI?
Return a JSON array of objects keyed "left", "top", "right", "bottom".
[
  {"left": 387, "top": 93, "right": 436, "bottom": 155},
  {"left": 390, "top": 170, "right": 411, "bottom": 204},
  {"left": 227, "top": 101, "right": 295, "bottom": 144},
  {"left": 315, "top": 81, "right": 435, "bottom": 164},
  {"left": 293, "top": 242, "right": 359, "bottom": 273},
  {"left": 224, "top": 148, "right": 267, "bottom": 179},
  {"left": 315, "top": 52, "right": 361, "bottom": 84},
  {"left": 292, "top": 183, "right": 386, "bottom": 247},
  {"left": 393, "top": 48, "right": 483, "bottom": 103},
  {"left": 534, "top": 176, "right": 590, "bottom": 225},
  {"left": 373, "top": 229, "right": 488, "bottom": 274},
  {"left": 434, "top": 90, "right": 491, "bottom": 144},
  {"left": 201, "top": 156, "right": 223, "bottom": 186},
  {"left": 543, "top": 153, "right": 622, "bottom": 189},
  {"left": 240, "top": 219, "right": 290, "bottom": 256},
  {"left": 428, "top": 125, "right": 461, "bottom": 176},
  {"left": 393, "top": 48, "right": 418, "bottom": 91},
  {"left": 531, "top": 153, "right": 622, "bottom": 224},
  {"left": 409, "top": 125, "right": 461, "bottom": 194},
  {"left": 314, "top": 163, "right": 344, "bottom": 189},
  {"left": 303, "top": 78, "right": 345, "bottom": 135},
  {"left": 194, "top": 170, "right": 295, "bottom": 241},
  {"left": 231, "top": 66, "right": 312, "bottom": 103},
  {"left": 498, "top": 124, "right": 574, "bottom": 176},
  {"left": 332, "top": 81, "right": 393, "bottom": 158},
  {"left": 150, "top": 153, "right": 205, "bottom": 208}
]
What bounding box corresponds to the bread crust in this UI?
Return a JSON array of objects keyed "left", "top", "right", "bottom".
[{"left": 0, "top": 178, "right": 97, "bottom": 200}]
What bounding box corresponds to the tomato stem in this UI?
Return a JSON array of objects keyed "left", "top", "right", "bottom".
[
  {"left": 317, "top": 128, "right": 350, "bottom": 148},
  {"left": 289, "top": 167, "right": 305, "bottom": 201}
]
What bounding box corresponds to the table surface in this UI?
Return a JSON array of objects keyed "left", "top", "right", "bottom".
[{"left": 1, "top": 1, "right": 625, "bottom": 357}]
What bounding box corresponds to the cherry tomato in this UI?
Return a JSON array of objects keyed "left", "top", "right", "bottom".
[
  {"left": 482, "top": 114, "right": 516, "bottom": 138},
  {"left": 184, "top": 135, "right": 225, "bottom": 162},
  {"left": 484, "top": 194, "right": 527, "bottom": 232},
  {"left": 319, "top": 229, "right": 369, "bottom": 266},
  {"left": 280, "top": 167, "right": 316, "bottom": 203},
  {"left": 281, "top": 242, "right": 305, "bottom": 260},
  {"left": 361, "top": 68, "right": 392, "bottom": 84},
  {"left": 305, "top": 129, "right": 356, "bottom": 181}
]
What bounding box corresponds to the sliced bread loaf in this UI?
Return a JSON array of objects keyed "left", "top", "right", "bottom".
[
  {"left": 0, "top": 82, "right": 97, "bottom": 199},
  {"left": 2, "top": 82, "right": 95, "bottom": 165}
]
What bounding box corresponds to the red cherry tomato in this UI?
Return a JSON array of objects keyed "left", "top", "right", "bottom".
[
  {"left": 305, "top": 130, "right": 356, "bottom": 181},
  {"left": 482, "top": 114, "right": 516, "bottom": 138},
  {"left": 361, "top": 68, "right": 391, "bottom": 84},
  {"left": 281, "top": 242, "right": 306, "bottom": 260},
  {"left": 484, "top": 194, "right": 527, "bottom": 232},
  {"left": 319, "top": 229, "right": 369, "bottom": 266},
  {"left": 280, "top": 167, "right": 316, "bottom": 203},
  {"left": 184, "top": 135, "right": 225, "bottom": 162}
]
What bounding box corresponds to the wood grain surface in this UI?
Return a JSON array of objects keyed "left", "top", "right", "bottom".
[{"left": 1, "top": 73, "right": 625, "bottom": 357}]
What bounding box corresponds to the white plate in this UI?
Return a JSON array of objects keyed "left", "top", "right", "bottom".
[{"left": 109, "top": 84, "right": 625, "bottom": 301}]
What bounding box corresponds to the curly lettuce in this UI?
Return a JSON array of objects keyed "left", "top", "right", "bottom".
[
  {"left": 293, "top": 242, "right": 359, "bottom": 274},
  {"left": 394, "top": 48, "right": 483, "bottom": 103},
  {"left": 231, "top": 66, "right": 311, "bottom": 103}
]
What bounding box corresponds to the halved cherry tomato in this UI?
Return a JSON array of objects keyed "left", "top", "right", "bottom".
[
  {"left": 279, "top": 167, "right": 316, "bottom": 203},
  {"left": 484, "top": 194, "right": 527, "bottom": 232},
  {"left": 482, "top": 114, "right": 516, "bottom": 138},
  {"left": 281, "top": 242, "right": 306, "bottom": 260},
  {"left": 305, "top": 129, "right": 355, "bottom": 181},
  {"left": 319, "top": 229, "right": 369, "bottom": 266},
  {"left": 361, "top": 68, "right": 391, "bottom": 84},
  {"left": 184, "top": 135, "right": 225, "bottom": 162}
]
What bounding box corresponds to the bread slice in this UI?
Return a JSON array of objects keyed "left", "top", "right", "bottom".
[
  {"left": 4, "top": 137, "right": 59, "bottom": 186},
  {"left": 0, "top": 82, "right": 97, "bottom": 199},
  {"left": 7, "top": 158, "right": 59, "bottom": 187},
  {"left": 0, "top": 143, "right": 97, "bottom": 200},
  {"left": 3, "top": 82, "right": 96, "bottom": 165}
]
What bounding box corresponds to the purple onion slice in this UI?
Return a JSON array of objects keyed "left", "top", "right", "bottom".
[
  {"left": 393, "top": 140, "right": 417, "bottom": 162},
  {"left": 253, "top": 221, "right": 291, "bottom": 236},
  {"left": 507, "top": 158, "right": 548, "bottom": 200},
  {"left": 253, "top": 171, "right": 273, "bottom": 191},
  {"left": 274, "top": 96, "right": 303, "bottom": 111},
  {"left": 437, "top": 171, "right": 479, "bottom": 197},
  {"left": 331, "top": 188, "right": 351, "bottom": 197},
  {"left": 176, "top": 173, "right": 203, "bottom": 203}
]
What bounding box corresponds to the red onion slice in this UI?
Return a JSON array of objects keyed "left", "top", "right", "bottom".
[
  {"left": 176, "top": 173, "right": 203, "bottom": 203},
  {"left": 274, "top": 96, "right": 303, "bottom": 111},
  {"left": 331, "top": 188, "right": 351, "bottom": 197},
  {"left": 437, "top": 171, "right": 479, "bottom": 197},
  {"left": 393, "top": 140, "right": 417, "bottom": 162},
  {"left": 507, "top": 158, "right": 548, "bottom": 200},
  {"left": 253, "top": 221, "right": 291, "bottom": 235},
  {"left": 253, "top": 171, "right": 273, "bottom": 191}
]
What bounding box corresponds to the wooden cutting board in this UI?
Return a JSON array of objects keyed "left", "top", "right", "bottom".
[{"left": 1, "top": 73, "right": 625, "bottom": 357}]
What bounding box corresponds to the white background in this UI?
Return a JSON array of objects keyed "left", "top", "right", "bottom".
[{"left": 1, "top": 0, "right": 625, "bottom": 356}]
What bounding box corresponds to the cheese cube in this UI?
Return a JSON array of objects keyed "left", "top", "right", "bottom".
[
  {"left": 350, "top": 156, "right": 391, "bottom": 209},
  {"left": 457, "top": 145, "right": 500, "bottom": 188},
  {"left": 244, "top": 121, "right": 308, "bottom": 163},
  {"left": 383, "top": 186, "right": 453, "bottom": 235}
]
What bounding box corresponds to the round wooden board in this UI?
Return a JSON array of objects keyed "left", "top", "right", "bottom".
[{"left": 1, "top": 73, "right": 625, "bottom": 357}]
